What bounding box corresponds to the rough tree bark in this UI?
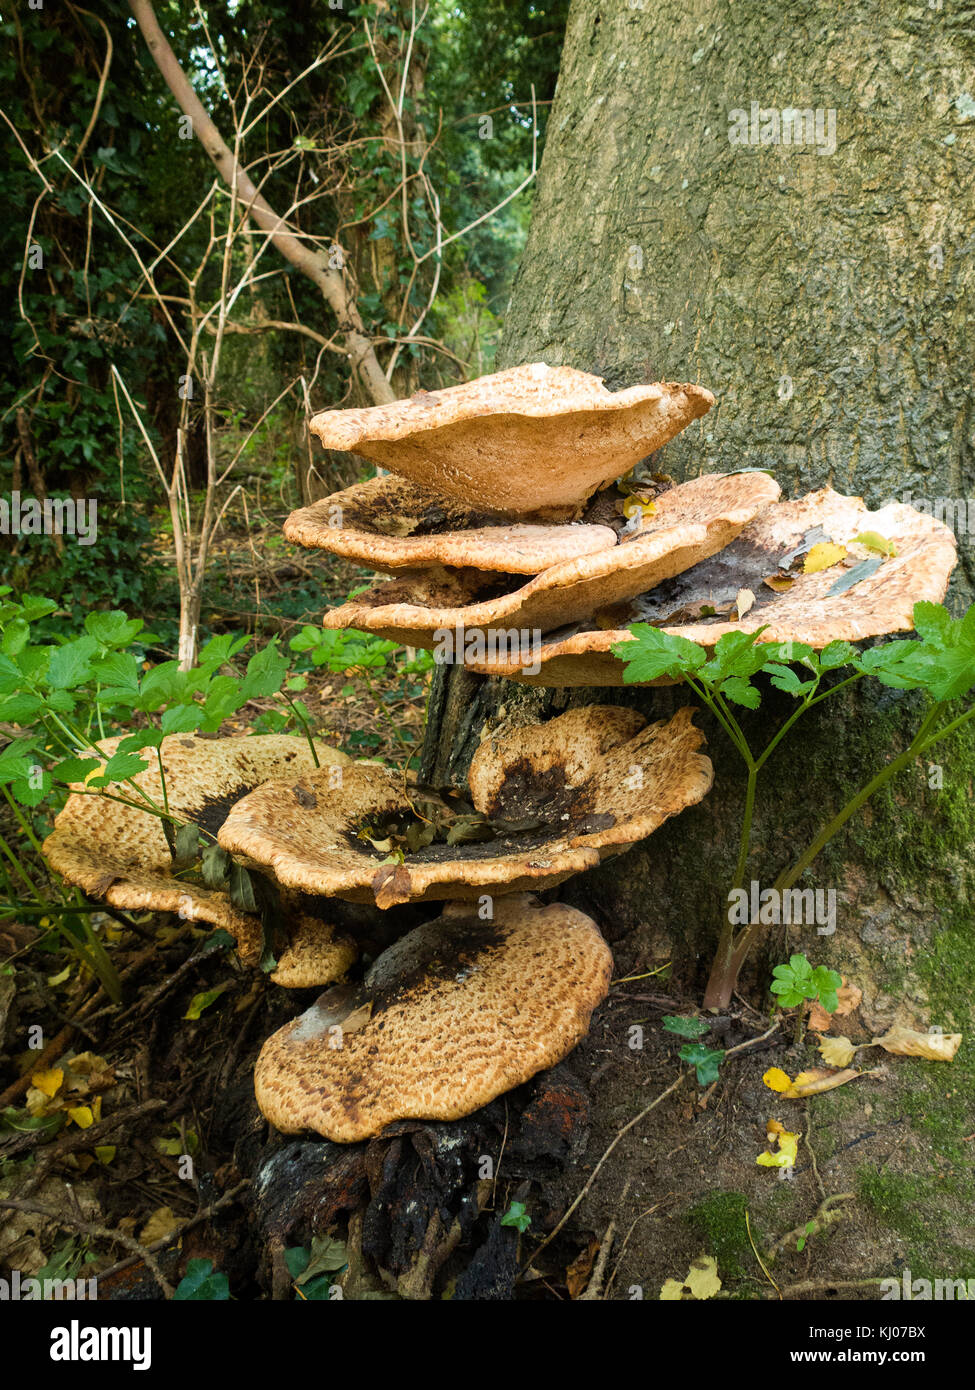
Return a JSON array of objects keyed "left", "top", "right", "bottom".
[{"left": 421, "top": 0, "right": 975, "bottom": 1022}]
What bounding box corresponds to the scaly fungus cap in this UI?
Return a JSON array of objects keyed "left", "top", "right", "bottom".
[
  {"left": 283, "top": 474, "right": 618, "bottom": 575},
  {"left": 308, "top": 363, "right": 714, "bottom": 518},
  {"left": 463, "top": 488, "right": 958, "bottom": 685},
  {"left": 217, "top": 705, "right": 713, "bottom": 907},
  {"left": 254, "top": 893, "right": 613, "bottom": 1141},
  {"left": 318, "top": 472, "right": 781, "bottom": 648},
  {"left": 42, "top": 734, "right": 349, "bottom": 961}
]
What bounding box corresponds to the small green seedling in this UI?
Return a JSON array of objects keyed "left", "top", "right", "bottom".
[
  {"left": 661, "top": 1015, "right": 711, "bottom": 1039},
  {"left": 770, "top": 954, "right": 842, "bottom": 1012},
  {"left": 500, "top": 1201, "right": 531, "bottom": 1233},
  {"left": 796, "top": 1220, "right": 817, "bottom": 1253},
  {"left": 679, "top": 1043, "right": 726, "bottom": 1086},
  {"left": 662, "top": 1016, "right": 725, "bottom": 1084}
]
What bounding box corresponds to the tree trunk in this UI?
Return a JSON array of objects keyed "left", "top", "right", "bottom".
[{"left": 421, "top": 0, "right": 975, "bottom": 1024}]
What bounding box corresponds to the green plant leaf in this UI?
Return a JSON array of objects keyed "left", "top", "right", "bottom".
[
  {"left": 662, "top": 1015, "right": 711, "bottom": 1038},
  {"left": 679, "top": 1043, "right": 725, "bottom": 1086},
  {"left": 173, "top": 1258, "right": 230, "bottom": 1300}
]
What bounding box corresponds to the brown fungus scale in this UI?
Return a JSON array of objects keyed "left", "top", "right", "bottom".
[
  {"left": 217, "top": 705, "right": 713, "bottom": 908},
  {"left": 284, "top": 473, "right": 618, "bottom": 576},
  {"left": 308, "top": 362, "right": 714, "bottom": 519},
  {"left": 253, "top": 894, "right": 613, "bottom": 1142},
  {"left": 317, "top": 471, "right": 781, "bottom": 649},
  {"left": 463, "top": 487, "right": 958, "bottom": 685},
  {"left": 42, "top": 734, "right": 358, "bottom": 987}
]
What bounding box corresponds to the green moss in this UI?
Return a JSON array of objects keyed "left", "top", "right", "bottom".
[
  {"left": 684, "top": 1191, "right": 755, "bottom": 1279},
  {"left": 857, "top": 1169, "right": 974, "bottom": 1281}
]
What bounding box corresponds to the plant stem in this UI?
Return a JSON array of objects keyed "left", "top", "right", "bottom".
[{"left": 703, "top": 696, "right": 973, "bottom": 1009}]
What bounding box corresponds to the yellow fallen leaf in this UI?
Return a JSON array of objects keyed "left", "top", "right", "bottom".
[
  {"left": 31, "top": 1067, "right": 64, "bottom": 1099},
  {"left": 660, "top": 1256, "right": 721, "bottom": 1301},
  {"left": 685, "top": 1255, "right": 722, "bottom": 1299},
  {"left": 140, "top": 1206, "right": 180, "bottom": 1246},
  {"left": 764, "top": 575, "right": 794, "bottom": 593},
  {"left": 757, "top": 1119, "right": 800, "bottom": 1168},
  {"left": 853, "top": 530, "right": 896, "bottom": 557},
  {"left": 622, "top": 496, "right": 657, "bottom": 520},
  {"left": 871, "top": 1027, "right": 962, "bottom": 1061},
  {"left": 763, "top": 1065, "right": 865, "bottom": 1098},
  {"left": 94, "top": 1145, "right": 116, "bottom": 1165},
  {"left": 46, "top": 967, "right": 71, "bottom": 987},
  {"left": 818, "top": 1035, "right": 857, "bottom": 1068},
  {"left": 67, "top": 1105, "right": 94, "bottom": 1129},
  {"left": 803, "top": 542, "right": 848, "bottom": 573}
]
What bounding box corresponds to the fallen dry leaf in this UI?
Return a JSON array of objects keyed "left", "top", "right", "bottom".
[
  {"left": 139, "top": 1206, "right": 180, "bottom": 1245},
  {"left": 764, "top": 575, "right": 794, "bottom": 593},
  {"left": 372, "top": 862, "right": 412, "bottom": 909},
  {"left": 757, "top": 1118, "right": 800, "bottom": 1168},
  {"left": 685, "top": 1255, "right": 722, "bottom": 1299},
  {"left": 818, "top": 1035, "right": 857, "bottom": 1068},
  {"left": 803, "top": 541, "right": 848, "bottom": 573},
  {"left": 31, "top": 1068, "right": 64, "bottom": 1099},
  {"left": 763, "top": 1065, "right": 866, "bottom": 1098},
  {"left": 660, "top": 1255, "right": 721, "bottom": 1301},
  {"left": 566, "top": 1237, "right": 599, "bottom": 1299},
  {"left": 337, "top": 1002, "right": 373, "bottom": 1036},
  {"left": 871, "top": 1026, "right": 962, "bottom": 1062},
  {"left": 734, "top": 588, "right": 756, "bottom": 619},
  {"left": 807, "top": 979, "right": 862, "bottom": 1032}
]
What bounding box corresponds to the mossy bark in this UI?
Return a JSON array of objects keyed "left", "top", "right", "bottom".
[{"left": 420, "top": 0, "right": 975, "bottom": 1016}]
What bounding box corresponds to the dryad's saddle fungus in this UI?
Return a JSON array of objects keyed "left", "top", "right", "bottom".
[
  {"left": 308, "top": 362, "right": 715, "bottom": 518},
  {"left": 283, "top": 474, "right": 619, "bottom": 575},
  {"left": 464, "top": 488, "right": 958, "bottom": 686},
  {"left": 253, "top": 894, "right": 613, "bottom": 1141},
  {"left": 43, "top": 734, "right": 349, "bottom": 964},
  {"left": 217, "top": 705, "right": 713, "bottom": 907},
  {"left": 318, "top": 472, "right": 782, "bottom": 648}
]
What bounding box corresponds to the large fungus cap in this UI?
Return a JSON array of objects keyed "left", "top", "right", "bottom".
[
  {"left": 254, "top": 893, "right": 613, "bottom": 1141},
  {"left": 284, "top": 474, "right": 618, "bottom": 575},
  {"left": 308, "top": 363, "right": 715, "bottom": 518},
  {"left": 217, "top": 705, "right": 713, "bottom": 907},
  {"left": 42, "top": 734, "right": 349, "bottom": 961},
  {"left": 464, "top": 488, "right": 958, "bottom": 685},
  {"left": 319, "top": 472, "right": 781, "bottom": 649}
]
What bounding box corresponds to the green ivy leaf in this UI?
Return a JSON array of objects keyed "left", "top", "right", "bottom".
[{"left": 662, "top": 1015, "right": 711, "bottom": 1038}]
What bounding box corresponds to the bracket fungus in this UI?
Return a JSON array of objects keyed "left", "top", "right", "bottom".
[
  {"left": 318, "top": 472, "right": 781, "bottom": 648},
  {"left": 284, "top": 474, "right": 618, "bottom": 575},
  {"left": 217, "top": 705, "right": 713, "bottom": 907},
  {"left": 253, "top": 894, "right": 613, "bottom": 1141},
  {"left": 308, "top": 362, "right": 714, "bottom": 518},
  {"left": 43, "top": 734, "right": 350, "bottom": 974},
  {"left": 462, "top": 488, "right": 958, "bottom": 685}
]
